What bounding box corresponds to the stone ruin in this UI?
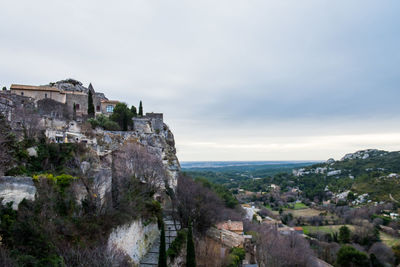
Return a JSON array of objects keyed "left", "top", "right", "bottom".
[{"left": 132, "top": 113, "right": 164, "bottom": 134}]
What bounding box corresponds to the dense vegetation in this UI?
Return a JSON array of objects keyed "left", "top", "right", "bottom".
[
  {"left": 183, "top": 162, "right": 315, "bottom": 188},
  {"left": 0, "top": 116, "right": 165, "bottom": 265},
  {"left": 186, "top": 151, "right": 400, "bottom": 202},
  {"left": 88, "top": 101, "right": 142, "bottom": 131},
  {"left": 0, "top": 173, "right": 161, "bottom": 266},
  {"left": 187, "top": 153, "right": 400, "bottom": 266}
]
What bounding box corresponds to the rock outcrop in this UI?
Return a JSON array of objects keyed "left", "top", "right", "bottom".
[
  {"left": 0, "top": 176, "right": 36, "bottom": 209},
  {"left": 94, "top": 123, "right": 180, "bottom": 190},
  {"left": 340, "top": 149, "right": 388, "bottom": 161}
]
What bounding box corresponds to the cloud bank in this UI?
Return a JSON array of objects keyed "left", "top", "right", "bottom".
[{"left": 1, "top": 0, "right": 399, "bottom": 160}]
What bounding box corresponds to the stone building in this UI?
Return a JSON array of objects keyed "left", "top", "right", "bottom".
[
  {"left": 9, "top": 79, "right": 114, "bottom": 117},
  {"left": 10, "top": 84, "right": 66, "bottom": 103},
  {"left": 101, "top": 99, "right": 120, "bottom": 116}
]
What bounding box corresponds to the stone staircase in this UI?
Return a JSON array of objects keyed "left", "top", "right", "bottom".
[{"left": 139, "top": 216, "right": 181, "bottom": 267}]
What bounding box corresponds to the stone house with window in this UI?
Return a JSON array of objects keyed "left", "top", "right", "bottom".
[{"left": 101, "top": 100, "right": 119, "bottom": 116}]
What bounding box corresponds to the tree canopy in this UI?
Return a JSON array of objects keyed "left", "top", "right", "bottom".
[{"left": 109, "top": 103, "right": 134, "bottom": 131}]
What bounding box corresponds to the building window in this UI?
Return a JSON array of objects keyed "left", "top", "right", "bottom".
[
  {"left": 21, "top": 92, "right": 24, "bottom": 96},
  {"left": 76, "top": 104, "right": 80, "bottom": 110},
  {"left": 96, "top": 105, "right": 100, "bottom": 112},
  {"left": 45, "top": 93, "right": 47, "bottom": 98},
  {"left": 106, "top": 105, "right": 114, "bottom": 113}
]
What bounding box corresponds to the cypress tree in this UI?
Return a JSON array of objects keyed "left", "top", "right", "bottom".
[
  {"left": 338, "top": 226, "right": 351, "bottom": 244},
  {"left": 87, "top": 90, "right": 95, "bottom": 118},
  {"left": 138, "top": 101, "right": 143, "bottom": 116},
  {"left": 73, "top": 103, "right": 77, "bottom": 121},
  {"left": 158, "top": 221, "right": 167, "bottom": 267},
  {"left": 186, "top": 220, "right": 196, "bottom": 267},
  {"left": 131, "top": 105, "right": 137, "bottom": 117}
]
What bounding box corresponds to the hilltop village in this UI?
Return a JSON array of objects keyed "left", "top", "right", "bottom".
[
  {"left": 0, "top": 79, "right": 164, "bottom": 143},
  {"left": 0, "top": 79, "right": 256, "bottom": 267}
]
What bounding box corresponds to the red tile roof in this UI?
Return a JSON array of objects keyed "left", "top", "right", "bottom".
[
  {"left": 216, "top": 221, "right": 244, "bottom": 232},
  {"left": 11, "top": 84, "right": 61, "bottom": 93}
]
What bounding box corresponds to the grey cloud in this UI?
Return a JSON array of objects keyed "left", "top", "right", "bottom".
[{"left": 1, "top": 0, "right": 400, "bottom": 160}]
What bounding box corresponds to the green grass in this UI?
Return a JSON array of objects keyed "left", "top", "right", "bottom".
[
  {"left": 265, "top": 204, "right": 273, "bottom": 210},
  {"left": 293, "top": 202, "right": 308, "bottom": 210},
  {"left": 380, "top": 231, "right": 400, "bottom": 247}
]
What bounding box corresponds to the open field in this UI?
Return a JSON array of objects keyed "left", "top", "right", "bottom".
[
  {"left": 293, "top": 202, "right": 308, "bottom": 210},
  {"left": 284, "top": 208, "right": 323, "bottom": 218},
  {"left": 380, "top": 231, "right": 400, "bottom": 247},
  {"left": 285, "top": 202, "right": 308, "bottom": 210},
  {"left": 303, "top": 225, "right": 355, "bottom": 235}
]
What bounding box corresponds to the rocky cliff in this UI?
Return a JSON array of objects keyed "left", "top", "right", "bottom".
[{"left": 0, "top": 117, "right": 181, "bottom": 264}]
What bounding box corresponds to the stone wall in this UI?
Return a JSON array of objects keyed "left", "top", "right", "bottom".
[
  {"left": 66, "top": 92, "right": 88, "bottom": 116},
  {"left": 37, "top": 98, "right": 69, "bottom": 119},
  {"left": 0, "top": 91, "right": 35, "bottom": 121},
  {"left": 146, "top": 113, "right": 164, "bottom": 132},
  {"left": 108, "top": 219, "right": 159, "bottom": 264}
]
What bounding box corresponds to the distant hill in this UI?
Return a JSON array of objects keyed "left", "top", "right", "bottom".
[
  {"left": 294, "top": 149, "right": 400, "bottom": 202},
  {"left": 182, "top": 161, "right": 316, "bottom": 186}
]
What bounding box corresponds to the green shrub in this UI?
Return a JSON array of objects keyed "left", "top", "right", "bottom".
[
  {"left": 167, "top": 229, "right": 187, "bottom": 261},
  {"left": 88, "top": 115, "right": 121, "bottom": 131},
  {"left": 103, "top": 120, "right": 120, "bottom": 131},
  {"left": 226, "top": 247, "right": 245, "bottom": 267},
  {"left": 33, "top": 173, "right": 77, "bottom": 193},
  {"left": 338, "top": 226, "right": 351, "bottom": 244},
  {"left": 336, "top": 245, "right": 370, "bottom": 267}
]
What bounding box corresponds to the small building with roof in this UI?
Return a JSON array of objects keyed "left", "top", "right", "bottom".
[{"left": 216, "top": 220, "right": 244, "bottom": 235}]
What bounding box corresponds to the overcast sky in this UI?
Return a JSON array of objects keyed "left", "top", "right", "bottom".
[{"left": 1, "top": 1, "right": 400, "bottom": 161}]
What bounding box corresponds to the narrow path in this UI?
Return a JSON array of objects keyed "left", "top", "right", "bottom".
[
  {"left": 139, "top": 216, "right": 181, "bottom": 267},
  {"left": 389, "top": 194, "right": 398, "bottom": 203}
]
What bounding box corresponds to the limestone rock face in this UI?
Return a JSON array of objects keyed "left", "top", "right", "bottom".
[
  {"left": 95, "top": 123, "right": 180, "bottom": 190},
  {"left": 0, "top": 177, "right": 36, "bottom": 209},
  {"left": 340, "top": 149, "right": 387, "bottom": 161},
  {"left": 27, "top": 146, "right": 38, "bottom": 157}
]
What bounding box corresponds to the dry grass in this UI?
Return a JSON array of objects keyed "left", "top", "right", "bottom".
[
  {"left": 380, "top": 231, "right": 400, "bottom": 247},
  {"left": 303, "top": 225, "right": 355, "bottom": 235},
  {"left": 284, "top": 208, "right": 322, "bottom": 218},
  {"left": 196, "top": 236, "right": 229, "bottom": 267}
]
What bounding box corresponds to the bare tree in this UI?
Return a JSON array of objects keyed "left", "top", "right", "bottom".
[
  {"left": 0, "top": 115, "right": 14, "bottom": 176},
  {"left": 172, "top": 173, "right": 242, "bottom": 234},
  {"left": 0, "top": 134, "right": 12, "bottom": 176},
  {"left": 174, "top": 173, "right": 223, "bottom": 233},
  {"left": 247, "top": 223, "right": 313, "bottom": 267},
  {"left": 111, "top": 142, "right": 167, "bottom": 217},
  {"left": 0, "top": 246, "right": 16, "bottom": 267},
  {"left": 58, "top": 243, "right": 131, "bottom": 267},
  {"left": 369, "top": 242, "right": 395, "bottom": 266},
  {"left": 12, "top": 105, "right": 42, "bottom": 139}
]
